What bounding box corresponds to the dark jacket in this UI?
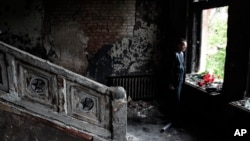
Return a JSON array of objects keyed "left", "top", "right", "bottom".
[{"left": 169, "top": 51, "right": 186, "bottom": 89}]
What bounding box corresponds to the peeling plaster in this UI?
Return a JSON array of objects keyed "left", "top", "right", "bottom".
[
  {"left": 111, "top": 20, "right": 159, "bottom": 75},
  {"left": 48, "top": 22, "right": 89, "bottom": 75}
]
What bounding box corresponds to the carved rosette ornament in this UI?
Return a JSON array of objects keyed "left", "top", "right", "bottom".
[
  {"left": 28, "top": 77, "right": 47, "bottom": 94},
  {"left": 80, "top": 97, "right": 94, "bottom": 112}
]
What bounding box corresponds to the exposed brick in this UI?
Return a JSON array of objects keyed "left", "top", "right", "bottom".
[{"left": 44, "top": 0, "right": 136, "bottom": 54}]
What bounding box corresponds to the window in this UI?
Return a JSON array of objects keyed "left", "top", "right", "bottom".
[
  {"left": 187, "top": 0, "right": 228, "bottom": 75},
  {"left": 200, "top": 6, "right": 228, "bottom": 79},
  {"left": 185, "top": 0, "right": 228, "bottom": 89}
]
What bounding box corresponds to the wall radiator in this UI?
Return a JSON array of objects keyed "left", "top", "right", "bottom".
[{"left": 107, "top": 75, "right": 157, "bottom": 100}]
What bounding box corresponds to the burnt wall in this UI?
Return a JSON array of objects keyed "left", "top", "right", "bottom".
[
  {"left": 0, "top": 0, "right": 45, "bottom": 58},
  {"left": 0, "top": 0, "right": 166, "bottom": 85},
  {"left": 88, "top": 0, "right": 164, "bottom": 84},
  {"left": 222, "top": 0, "right": 250, "bottom": 103},
  {"left": 43, "top": 0, "right": 136, "bottom": 76}
]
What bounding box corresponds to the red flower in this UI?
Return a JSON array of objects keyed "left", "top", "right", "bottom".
[
  {"left": 197, "top": 73, "right": 215, "bottom": 87},
  {"left": 197, "top": 81, "right": 205, "bottom": 86},
  {"left": 203, "top": 73, "right": 214, "bottom": 83}
]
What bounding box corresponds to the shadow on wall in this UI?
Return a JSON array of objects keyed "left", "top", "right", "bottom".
[
  {"left": 87, "top": 44, "right": 113, "bottom": 85},
  {"left": 86, "top": 38, "right": 159, "bottom": 85}
]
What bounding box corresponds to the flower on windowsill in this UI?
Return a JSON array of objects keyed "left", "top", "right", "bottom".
[{"left": 197, "top": 73, "right": 215, "bottom": 87}]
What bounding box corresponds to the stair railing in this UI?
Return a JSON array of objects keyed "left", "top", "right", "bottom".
[{"left": 0, "top": 41, "right": 127, "bottom": 141}]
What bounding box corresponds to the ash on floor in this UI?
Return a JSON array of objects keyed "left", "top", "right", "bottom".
[{"left": 126, "top": 100, "right": 196, "bottom": 141}]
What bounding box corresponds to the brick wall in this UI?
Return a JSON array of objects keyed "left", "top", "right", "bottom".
[{"left": 44, "top": 0, "right": 135, "bottom": 54}]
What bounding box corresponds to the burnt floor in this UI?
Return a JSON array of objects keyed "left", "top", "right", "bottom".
[{"left": 126, "top": 100, "right": 242, "bottom": 141}]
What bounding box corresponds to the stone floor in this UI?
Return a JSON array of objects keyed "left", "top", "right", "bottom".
[
  {"left": 127, "top": 121, "right": 195, "bottom": 141},
  {"left": 126, "top": 100, "right": 197, "bottom": 141},
  {"left": 125, "top": 100, "right": 244, "bottom": 141}
]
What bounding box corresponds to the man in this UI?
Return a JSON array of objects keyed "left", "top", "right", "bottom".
[
  {"left": 168, "top": 38, "right": 187, "bottom": 126},
  {"left": 169, "top": 38, "right": 187, "bottom": 104}
]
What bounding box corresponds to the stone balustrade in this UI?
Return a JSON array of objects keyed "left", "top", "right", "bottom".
[{"left": 0, "top": 41, "right": 127, "bottom": 141}]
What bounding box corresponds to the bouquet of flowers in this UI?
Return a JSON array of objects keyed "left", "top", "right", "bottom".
[{"left": 197, "top": 72, "right": 215, "bottom": 87}]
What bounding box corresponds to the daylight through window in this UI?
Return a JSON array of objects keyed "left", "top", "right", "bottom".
[{"left": 199, "top": 6, "right": 228, "bottom": 80}]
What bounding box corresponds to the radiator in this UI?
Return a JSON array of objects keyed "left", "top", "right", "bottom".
[{"left": 107, "top": 75, "right": 156, "bottom": 100}]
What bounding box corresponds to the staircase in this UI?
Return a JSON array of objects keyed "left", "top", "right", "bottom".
[{"left": 0, "top": 41, "right": 127, "bottom": 141}]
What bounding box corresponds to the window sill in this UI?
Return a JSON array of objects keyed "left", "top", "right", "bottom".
[
  {"left": 185, "top": 73, "right": 222, "bottom": 96},
  {"left": 229, "top": 99, "right": 250, "bottom": 113}
]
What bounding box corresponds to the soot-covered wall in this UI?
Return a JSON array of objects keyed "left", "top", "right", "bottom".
[
  {"left": 0, "top": 0, "right": 164, "bottom": 84},
  {"left": 0, "top": 0, "right": 45, "bottom": 57},
  {"left": 43, "top": 0, "right": 137, "bottom": 78},
  {"left": 87, "top": 0, "right": 163, "bottom": 84}
]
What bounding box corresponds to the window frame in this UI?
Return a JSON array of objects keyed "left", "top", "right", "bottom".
[{"left": 186, "top": 0, "right": 229, "bottom": 74}]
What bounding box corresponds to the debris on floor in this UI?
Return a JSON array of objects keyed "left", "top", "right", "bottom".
[{"left": 127, "top": 99, "right": 196, "bottom": 141}]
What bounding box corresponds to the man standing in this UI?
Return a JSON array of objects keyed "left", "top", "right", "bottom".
[
  {"left": 168, "top": 38, "right": 187, "bottom": 126},
  {"left": 169, "top": 38, "right": 187, "bottom": 103}
]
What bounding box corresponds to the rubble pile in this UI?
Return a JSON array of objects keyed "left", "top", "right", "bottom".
[{"left": 127, "top": 99, "right": 166, "bottom": 124}]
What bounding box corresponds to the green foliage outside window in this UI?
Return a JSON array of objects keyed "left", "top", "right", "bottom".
[{"left": 206, "top": 6, "right": 228, "bottom": 79}]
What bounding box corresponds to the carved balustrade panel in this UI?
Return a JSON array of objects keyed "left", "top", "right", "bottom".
[
  {"left": 67, "top": 81, "right": 112, "bottom": 129},
  {"left": 0, "top": 42, "right": 127, "bottom": 141},
  {"left": 16, "top": 62, "right": 60, "bottom": 111}
]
